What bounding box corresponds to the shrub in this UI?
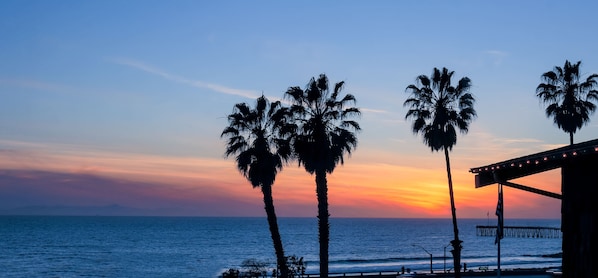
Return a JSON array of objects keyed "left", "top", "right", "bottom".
[
  {"left": 222, "top": 268, "right": 240, "bottom": 278},
  {"left": 286, "top": 256, "right": 306, "bottom": 277},
  {"left": 222, "top": 255, "right": 306, "bottom": 278}
]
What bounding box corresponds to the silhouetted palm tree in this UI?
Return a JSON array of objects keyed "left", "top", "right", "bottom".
[
  {"left": 536, "top": 60, "right": 598, "bottom": 145},
  {"left": 404, "top": 67, "right": 476, "bottom": 278},
  {"left": 285, "top": 74, "right": 361, "bottom": 278},
  {"left": 221, "top": 95, "right": 295, "bottom": 278}
]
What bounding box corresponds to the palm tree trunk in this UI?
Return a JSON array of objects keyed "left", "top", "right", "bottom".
[
  {"left": 315, "top": 169, "right": 329, "bottom": 278},
  {"left": 569, "top": 132, "right": 574, "bottom": 145},
  {"left": 444, "top": 147, "right": 462, "bottom": 278},
  {"left": 262, "top": 184, "right": 290, "bottom": 278}
]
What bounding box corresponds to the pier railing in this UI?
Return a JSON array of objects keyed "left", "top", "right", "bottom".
[{"left": 476, "top": 225, "right": 562, "bottom": 238}]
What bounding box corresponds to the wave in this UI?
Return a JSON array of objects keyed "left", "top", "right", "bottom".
[{"left": 328, "top": 252, "right": 561, "bottom": 264}]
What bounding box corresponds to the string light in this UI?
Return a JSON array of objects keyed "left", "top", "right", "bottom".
[{"left": 470, "top": 144, "right": 598, "bottom": 173}]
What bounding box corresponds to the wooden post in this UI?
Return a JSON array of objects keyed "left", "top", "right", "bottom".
[
  {"left": 561, "top": 154, "right": 598, "bottom": 277},
  {"left": 497, "top": 183, "right": 502, "bottom": 278}
]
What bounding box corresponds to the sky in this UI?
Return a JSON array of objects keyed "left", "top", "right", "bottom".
[{"left": 1, "top": 0, "right": 597, "bottom": 218}]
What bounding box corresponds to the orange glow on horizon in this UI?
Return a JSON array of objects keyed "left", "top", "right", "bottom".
[{"left": 0, "top": 139, "right": 563, "bottom": 218}]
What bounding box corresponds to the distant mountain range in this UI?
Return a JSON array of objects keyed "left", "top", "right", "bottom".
[{"left": 0, "top": 204, "right": 188, "bottom": 216}]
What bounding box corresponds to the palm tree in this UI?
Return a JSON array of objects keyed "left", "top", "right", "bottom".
[
  {"left": 404, "top": 67, "right": 476, "bottom": 278},
  {"left": 536, "top": 60, "right": 598, "bottom": 145},
  {"left": 285, "top": 74, "right": 361, "bottom": 278},
  {"left": 221, "top": 95, "right": 295, "bottom": 278}
]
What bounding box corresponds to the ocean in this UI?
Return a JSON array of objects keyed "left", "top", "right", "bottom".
[{"left": 0, "top": 216, "right": 561, "bottom": 277}]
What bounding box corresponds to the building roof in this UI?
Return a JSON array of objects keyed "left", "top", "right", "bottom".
[{"left": 470, "top": 138, "right": 598, "bottom": 188}]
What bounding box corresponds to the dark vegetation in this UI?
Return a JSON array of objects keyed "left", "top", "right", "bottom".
[
  {"left": 404, "top": 67, "right": 476, "bottom": 278},
  {"left": 284, "top": 74, "right": 360, "bottom": 278},
  {"left": 221, "top": 95, "right": 295, "bottom": 277},
  {"left": 536, "top": 60, "right": 598, "bottom": 145},
  {"left": 220, "top": 61, "right": 598, "bottom": 276},
  {"left": 222, "top": 256, "right": 307, "bottom": 278}
]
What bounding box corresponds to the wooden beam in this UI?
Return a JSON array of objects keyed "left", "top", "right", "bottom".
[{"left": 500, "top": 181, "right": 562, "bottom": 200}]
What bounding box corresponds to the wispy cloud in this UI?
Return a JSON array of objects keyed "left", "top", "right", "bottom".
[
  {"left": 0, "top": 139, "right": 235, "bottom": 186},
  {"left": 484, "top": 50, "right": 508, "bottom": 57},
  {"left": 456, "top": 132, "right": 565, "bottom": 167},
  {"left": 500, "top": 137, "right": 543, "bottom": 144},
  {"left": 484, "top": 50, "right": 509, "bottom": 66},
  {"left": 0, "top": 169, "right": 265, "bottom": 216},
  {"left": 110, "top": 57, "right": 259, "bottom": 99},
  {"left": 0, "top": 78, "right": 73, "bottom": 93},
  {"left": 361, "top": 107, "right": 389, "bottom": 114}
]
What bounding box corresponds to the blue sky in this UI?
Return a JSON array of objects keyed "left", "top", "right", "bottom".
[{"left": 0, "top": 1, "right": 597, "bottom": 217}]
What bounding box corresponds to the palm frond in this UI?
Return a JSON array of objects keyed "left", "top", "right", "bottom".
[
  {"left": 412, "top": 117, "right": 426, "bottom": 134},
  {"left": 316, "top": 74, "right": 329, "bottom": 92},
  {"left": 455, "top": 77, "right": 472, "bottom": 96},
  {"left": 459, "top": 107, "right": 477, "bottom": 121},
  {"left": 333, "top": 81, "right": 344, "bottom": 99},
  {"left": 537, "top": 60, "right": 598, "bottom": 142},
  {"left": 340, "top": 120, "right": 361, "bottom": 131},
  {"left": 416, "top": 75, "right": 431, "bottom": 87},
  {"left": 405, "top": 67, "right": 476, "bottom": 152},
  {"left": 541, "top": 71, "right": 558, "bottom": 83},
  {"left": 285, "top": 86, "right": 304, "bottom": 103},
  {"left": 221, "top": 94, "right": 296, "bottom": 188},
  {"left": 234, "top": 103, "right": 251, "bottom": 116},
  {"left": 403, "top": 97, "right": 421, "bottom": 108},
  {"left": 221, "top": 126, "right": 239, "bottom": 137},
  {"left": 306, "top": 77, "right": 322, "bottom": 104},
  {"left": 341, "top": 107, "right": 361, "bottom": 119},
  {"left": 286, "top": 74, "right": 360, "bottom": 174}
]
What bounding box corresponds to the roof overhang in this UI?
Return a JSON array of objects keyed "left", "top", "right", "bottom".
[{"left": 470, "top": 138, "right": 598, "bottom": 188}]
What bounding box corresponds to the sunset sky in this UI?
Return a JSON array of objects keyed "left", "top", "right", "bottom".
[{"left": 1, "top": 1, "right": 597, "bottom": 218}]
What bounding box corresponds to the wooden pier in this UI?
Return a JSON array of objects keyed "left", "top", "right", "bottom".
[{"left": 476, "top": 225, "right": 562, "bottom": 238}]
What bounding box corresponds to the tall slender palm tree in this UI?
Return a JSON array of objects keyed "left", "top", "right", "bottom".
[
  {"left": 221, "top": 95, "right": 295, "bottom": 278},
  {"left": 285, "top": 74, "right": 361, "bottom": 278},
  {"left": 536, "top": 60, "right": 598, "bottom": 145},
  {"left": 404, "top": 67, "right": 476, "bottom": 278}
]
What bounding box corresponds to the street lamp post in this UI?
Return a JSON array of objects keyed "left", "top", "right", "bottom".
[
  {"left": 443, "top": 243, "right": 451, "bottom": 273},
  {"left": 412, "top": 244, "right": 433, "bottom": 274}
]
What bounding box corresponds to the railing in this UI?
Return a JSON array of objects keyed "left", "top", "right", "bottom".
[
  {"left": 476, "top": 225, "right": 562, "bottom": 238},
  {"left": 301, "top": 272, "right": 404, "bottom": 277}
]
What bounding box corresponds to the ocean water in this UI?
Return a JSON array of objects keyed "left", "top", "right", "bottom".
[{"left": 0, "top": 216, "right": 561, "bottom": 277}]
